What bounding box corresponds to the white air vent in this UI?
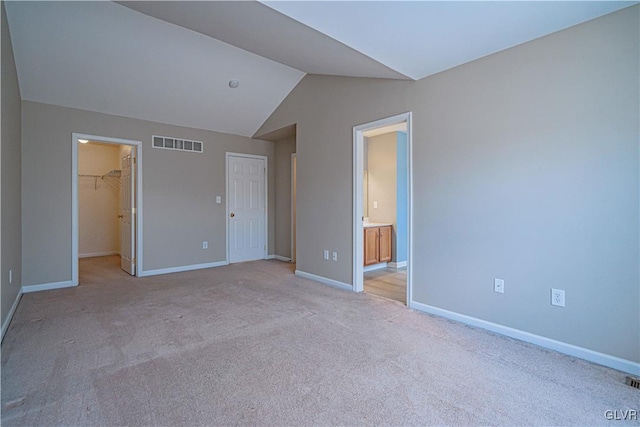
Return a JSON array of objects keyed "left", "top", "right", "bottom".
[{"left": 152, "top": 135, "right": 203, "bottom": 153}]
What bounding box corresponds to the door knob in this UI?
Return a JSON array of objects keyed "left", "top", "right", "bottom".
[
  {"left": 230, "top": 213, "right": 235, "bottom": 218},
  {"left": 118, "top": 215, "right": 123, "bottom": 218}
]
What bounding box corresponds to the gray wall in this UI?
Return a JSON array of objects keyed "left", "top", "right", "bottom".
[
  {"left": 255, "top": 7, "right": 640, "bottom": 362},
  {"left": 1, "top": 1, "right": 22, "bottom": 333},
  {"left": 22, "top": 101, "right": 275, "bottom": 285},
  {"left": 274, "top": 136, "right": 296, "bottom": 258}
]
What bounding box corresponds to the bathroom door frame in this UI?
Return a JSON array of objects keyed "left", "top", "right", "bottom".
[{"left": 352, "top": 112, "right": 413, "bottom": 306}]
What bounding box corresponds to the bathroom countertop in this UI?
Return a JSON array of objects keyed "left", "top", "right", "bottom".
[{"left": 363, "top": 222, "right": 392, "bottom": 228}]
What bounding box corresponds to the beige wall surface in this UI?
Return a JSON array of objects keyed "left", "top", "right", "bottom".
[
  {"left": 78, "top": 143, "right": 121, "bottom": 257},
  {"left": 274, "top": 136, "right": 296, "bottom": 258},
  {"left": 22, "top": 101, "right": 275, "bottom": 284},
  {"left": 255, "top": 7, "right": 640, "bottom": 362},
  {"left": 1, "top": 1, "right": 23, "bottom": 331},
  {"left": 367, "top": 132, "right": 397, "bottom": 225}
]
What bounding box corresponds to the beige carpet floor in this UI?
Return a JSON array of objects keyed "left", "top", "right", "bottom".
[{"left": 1, "top": 256, "right": 637, "bottom": 426}]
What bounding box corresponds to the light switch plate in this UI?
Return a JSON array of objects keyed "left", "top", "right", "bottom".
[
  {"left": 216, "top": 196, "right": 221, "bottom": 204},
  {"left": 494, "top": 278, "right": 504, "bottom": 293}
]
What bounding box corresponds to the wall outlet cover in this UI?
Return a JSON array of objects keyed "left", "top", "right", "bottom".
[{"left": 551, "top": 288, "right": 565, "bottom": 307}]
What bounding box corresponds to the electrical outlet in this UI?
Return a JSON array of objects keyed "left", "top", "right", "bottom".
[
  {"left": 202, "top": 241, "right": 208, "bottom": 249},
  {"left": 494, "top": 278, "right": 504, "bottom": 293},
  {"left": 332, "top": 251, "right": 338, "bottom": 261},
  {"left": 323, "top": 250, "right": 329, "bottom": 260},
  {"left": 551, "top": 289, "right": 565, "bottom": 307}
]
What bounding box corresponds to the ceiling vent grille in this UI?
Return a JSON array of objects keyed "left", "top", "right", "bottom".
[{"left": 152, "top": 135, "right": 203, "bottom": 153}]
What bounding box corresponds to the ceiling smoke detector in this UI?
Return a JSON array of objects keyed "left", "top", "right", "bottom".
[{"left": 228, "top": 80, "right": 240, "bottom": 89}]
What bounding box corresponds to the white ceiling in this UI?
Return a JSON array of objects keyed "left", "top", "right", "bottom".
[
  {"left": 263, "top": 1, "right": 634, "bottom": 80},
  {"left": 5, "top": 1, "right": 305, "bottom": 137},
  {"left": 5, "top": 1, "right": 636, "bottom": 138},
  {"left": 118, "top": 1, "right": 409, "bottom": 80}
]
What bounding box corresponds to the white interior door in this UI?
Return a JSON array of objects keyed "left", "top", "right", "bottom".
[
  {"left": 228, "top": 155, "right": 266, "bottom": 263},
  {"left": 120, "top": 149, "right": 136, "bottom": 275}
]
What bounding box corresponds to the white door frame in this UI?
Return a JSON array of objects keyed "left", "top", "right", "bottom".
[
  {"left": 291, "top": 153, "right": 297, "bottom": 263},
  {"left": 72, "top": 133, "right": 144, "bottom": 285},
  {"left": 352, "top": 112, "right": 413, "bottom": 306},
  {"left": 225, "top": 152, "right": 269, "bottom": 263}
]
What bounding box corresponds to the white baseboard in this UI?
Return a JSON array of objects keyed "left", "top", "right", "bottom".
[
  {"left": 364, "top": 263, "right": 388, "bottom": 272},
  {"left": 410, "top": 300, "right": 640, "bottom": 376},
  {"left": 1, "top": 289, "right": 23, "bottom": 342},
  {"left": 140, "top": 261, "right": 228, "bottom": 277},
  {"left": 79, "top": 251, "right": 119, "bottom": 258},
  {"left": 388, "top": 261, "right": 407, "bottom": 268},
  {"left": 22, "top": 280, "right": 76, "bottom": 293},
  {"left": 268, "top": 254, "right": 292, "bottom": 262},
  {"left": 295, "top": 270, "right": 352, "bottom": 291}
]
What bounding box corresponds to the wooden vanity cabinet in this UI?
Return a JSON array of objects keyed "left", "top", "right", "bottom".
[{"left": 364, "top": 225, "right": 392, "bottom": 266}]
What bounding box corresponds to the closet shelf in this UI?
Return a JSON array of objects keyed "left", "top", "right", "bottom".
[
  {"left": 102, "top": 169, "right": 121, "bottom": 179},
  {"left": 78, "top": 169, "right": 122, "bottom": 190}
]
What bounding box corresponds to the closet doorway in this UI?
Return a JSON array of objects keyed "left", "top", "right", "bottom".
[{"left": 72, "top": 133, "right": 143, "bottom": 285}]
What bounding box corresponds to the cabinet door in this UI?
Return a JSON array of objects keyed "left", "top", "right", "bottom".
[
  {"left": 364, "top": 228, "right": 380, "bottom": 266},
  {"left": 379, "top": 226, "right": 392, "bottom": 263}
]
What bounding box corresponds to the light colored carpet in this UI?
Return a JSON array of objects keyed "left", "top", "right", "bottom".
[{"left": 1, "top": 256, "right": 637, "bottom": 426}]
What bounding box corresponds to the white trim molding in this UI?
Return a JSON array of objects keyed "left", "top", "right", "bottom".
[
  {"left": 410, "top": 300, "right": 640, "bottom": 376},
  {"left": 1, "top": 290, "right": 23, "bottom": 341},
  {"left": 139, "top": 261, "right": 228, "bottom": 277},
  {"left": 79, "top": 251, "right": 120, "bottom": 259},
  {"left": 364, "top": 262, "right": 388, "bottom": 272},
  {"left": 22, "top": 280, "right": 76, "bottom": 294},
  {"left": 295, "top": 270, "right": 353, "bottom": 291},
  {"left": 388, "top": 261, "right": 407, "bottom": 269},
  {"left": 291, "top": 153, "right": 297, "bottom": 263},
  {"left": 268, "top": 255, "right": 292, "bottom": 262}
]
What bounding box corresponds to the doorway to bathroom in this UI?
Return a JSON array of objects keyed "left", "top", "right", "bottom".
[{"left": 353, "top": 113, "right": 412, "bottom": 306}]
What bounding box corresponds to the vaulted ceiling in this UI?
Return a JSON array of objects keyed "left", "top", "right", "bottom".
[{"left": 5, "top": 1, "right": 634, "bottom": 137}]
